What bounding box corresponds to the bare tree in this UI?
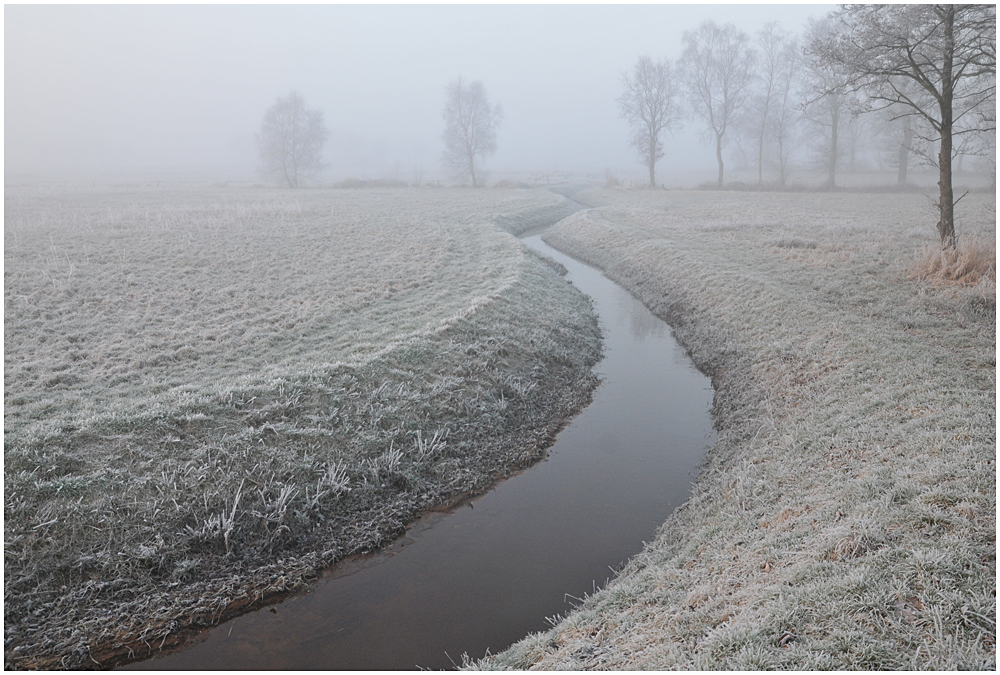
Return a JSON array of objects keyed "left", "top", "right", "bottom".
[
  {"left": 750, "top": 23, "right": 788, "bottom": 185},
  {"left": 441, "top": 77, "right": 503, "bottom": 187},
  {"left": 681, "top": 21, "right": 757, "bottom": 187},
  {"left": 896, "top": 116, "right": 915, "bottom": 186},
  {"left": 844, "top": 113, "right": 870, "bottom": 172},
  {"left": 875, "top": 110, "right": 920, "bottom": 187},
  {"left": 802, "top": 18, "right": 850, "bottom": 190},
  {"left": 618, "top": 55, "right": 682, "bottom": 188},
  {"left": 868, "top": 85, "right": 927, "bottom": 187},
  {"left": 813, "top": 4, "right": 996, "bottom": 246},
  {"left": 257, "top": 91, "right": 329, "bottom": 188},
  {"left": 770, "top": 36, "right": 803, "bottom": 186}
]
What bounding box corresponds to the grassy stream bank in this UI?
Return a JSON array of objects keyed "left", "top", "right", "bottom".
[
  {"left": 4, "top": 186, "right": 596, "bottom": 669},
  {"left": 480, "top": 188, "right": 995, "bottom": 670}
]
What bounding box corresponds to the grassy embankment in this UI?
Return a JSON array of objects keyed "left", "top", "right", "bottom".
[
  {"left": 4, "top": 185, "right": 597, "bottom": 668},
  {"left": 481, "top": 188, "right": 995, "bottom": 670}
]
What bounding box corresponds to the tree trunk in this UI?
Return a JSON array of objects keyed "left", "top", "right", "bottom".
[
  {"left": 290, "top": 118, "right": 299, "bottom": 188},
  {"left": 777, "top": 133, "right": 787, "bottom": 187},
  {"left": 469, "top": 156, "right": 477, "bottom": 188},
  {"left": 648, "top": 130, "right": 657, "bottom": 188},
  {"left": 757, "top": 121, "right": 766, "bottom": 185},
  {"left": 716, "top": 132, "right": 725, "bottom": 187},
  {"left": 827, "top": 100, "right": 839, "bottom": 190},
  {"left": 936, "top": 6, "right": 956, "bottom": 248},
  {"left": 897, "top": 117, "right": 912, "bottom": 187}
]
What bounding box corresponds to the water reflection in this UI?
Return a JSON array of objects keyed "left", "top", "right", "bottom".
[{"left": 616, "top": 288, "right": 667, "bottom": 341}]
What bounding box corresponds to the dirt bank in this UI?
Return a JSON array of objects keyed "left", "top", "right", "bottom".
[{"left": 479, "top": 188, "right": 995, "bottom": 670}]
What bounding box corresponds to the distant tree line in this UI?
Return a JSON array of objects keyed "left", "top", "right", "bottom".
[
  {"left": 618, "top": 5, "right": 995, "bottom": 246},
  {"left": 254, "top": 5, "right": 994, "bottom": 247}
]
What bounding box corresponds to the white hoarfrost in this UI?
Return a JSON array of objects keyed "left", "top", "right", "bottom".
[
  {"left": 479, "top": 188, "right": 995, "bottom": 670},
  {"left": 3, "top": 184, "right": 597, "bottom": 669}
]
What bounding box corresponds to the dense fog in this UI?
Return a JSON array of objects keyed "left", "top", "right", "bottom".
[
  {"left": 7, "top": 5, "right": 840, "bottom": 182},
  {"left": 6, "top": 4, "right": 995, "bottom": 188}
]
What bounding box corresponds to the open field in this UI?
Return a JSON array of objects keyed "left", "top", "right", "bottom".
[
  {"left": 480, "top": 188, "right": 996, "bottom": 669},
  {"left": 3, "top": 185, "right": 597, "bottom": 668}
]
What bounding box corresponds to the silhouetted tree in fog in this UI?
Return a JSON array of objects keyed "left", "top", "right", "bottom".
[
  {"left": 812, "top": 4, "right": 996, "bottom": 246},
  {"left": 874, "top": 108, "right": 919, "bottom": 186},
  {"left": 802, "top": 18, "right": 850, "bottom": 190},
  {"left": 895, "top": 116, "right": 915, "bottom": 186},
  {"left": 618, "top": 55, "right": 682, "bottom": 188},
  {"left": 844, "top": 114, "right": 870, "bottom": 172},
  {"left": 681, "top": 21, "right": 757, "bottom": 187},
  {"left": 257, "top": 91, "right": 329, "bottom": 188},
  {"left": 441, "top": 77, "right": 503, "bottom": 187},
  {"left": 749, "top": 23, "right": 788, "bottom": 185},
  {"left": 770, "top": 35, "right": 803, "bottom": 186}
]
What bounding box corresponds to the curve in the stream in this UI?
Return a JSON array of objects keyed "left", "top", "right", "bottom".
[{"left": 126, "top": 230, "right": 715, "bottom": 671}]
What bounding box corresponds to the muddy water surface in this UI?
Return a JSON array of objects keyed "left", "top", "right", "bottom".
[{"left": 128, "top": 234, "right": 714, "bottom": 670}]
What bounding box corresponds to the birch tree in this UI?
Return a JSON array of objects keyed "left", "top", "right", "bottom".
[
  {"left": 750, "top": 23, "right": 788, "bottom": 184},
  {"left": 770, "top": 36, "right": 803, "bottom": 186},
  {"left": 681, "top": 21, "right": 757, "bottom": 187},
  {"left": 802, "top": 18, "right": 850, "bottom": 190}
]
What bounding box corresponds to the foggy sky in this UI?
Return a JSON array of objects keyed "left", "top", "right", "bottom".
[{"left": 5, "top": 4, "right": 835, "bottom": 182}]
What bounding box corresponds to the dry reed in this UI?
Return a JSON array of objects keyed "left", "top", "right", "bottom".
[{"left": 911, "top": 236, "right": 996, "bottom": 286}]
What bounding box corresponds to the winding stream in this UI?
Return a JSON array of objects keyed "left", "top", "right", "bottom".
[{"left": 127, "top": 232, "right": 715, "bottom": 670}]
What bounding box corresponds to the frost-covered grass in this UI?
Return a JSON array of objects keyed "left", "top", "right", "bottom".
[
  {"left": 4, "top": 184, "right": 595, "bottom": 668},
  {"left": 479, "top": 188, "right": 995, "bottom": 670}
]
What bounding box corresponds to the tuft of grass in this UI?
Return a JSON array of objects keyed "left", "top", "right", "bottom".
[
  {"left": 911, "top": 236, "right": 996, "bottom": 287},
  {"left": 910, "top": 236, "right": 996, "bottom": 315}
]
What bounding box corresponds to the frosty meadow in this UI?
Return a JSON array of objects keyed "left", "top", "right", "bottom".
[
  {"left": 5, "top": 2, "right": 997, "bottom": 671},
  {"left": 481, "top": 186, "right": 995, "bottom": 669},
  {"left": 4, "top": 182, "right": 994, "bottom": 669},
  {"left": 4, "top": 185, "right": 599, "bottom": 667}
]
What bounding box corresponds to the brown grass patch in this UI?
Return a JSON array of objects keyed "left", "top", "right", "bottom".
[{"left": 911, "top": 237, "right": 996, "bottom": 287}]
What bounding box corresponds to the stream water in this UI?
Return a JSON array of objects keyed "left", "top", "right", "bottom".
[{"left": 127, "top": 233, "right": 715, "bottom": 670}]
